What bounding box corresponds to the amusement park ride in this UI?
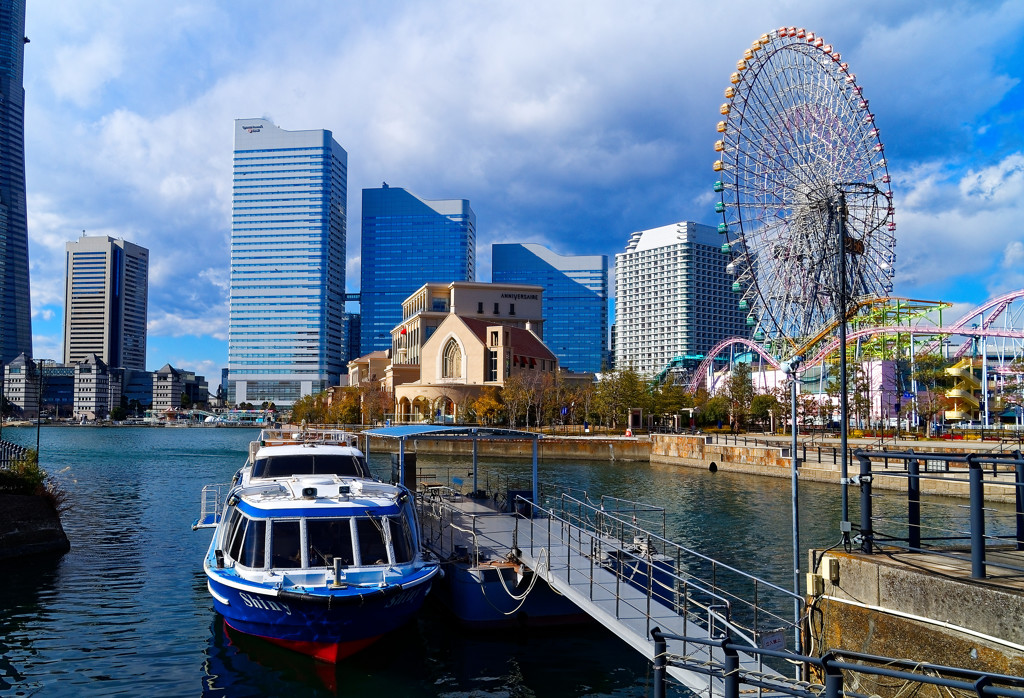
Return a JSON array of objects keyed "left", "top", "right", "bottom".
[{"left": 677, "top": 26, "right": 1024, "bottom": 428}]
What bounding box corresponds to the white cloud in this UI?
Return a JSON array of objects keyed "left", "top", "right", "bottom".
[
  {"left": 18, "top": 0, "right": 1024, "bottom": 368},
  {"left": 48, "top": 36, "right": 123, "bottom": 107}
]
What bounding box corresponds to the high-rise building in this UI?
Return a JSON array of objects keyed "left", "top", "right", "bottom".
[
  {"left": 63, "top": 234, "right": 149, "bottom": 370},
  {"left": 492, "top": 243, "right": 608, "bottom": 373},
  {"left": 615, "top": 221, "right": 747, "bottom": 375},
  {"left": 0, "top": 1, "right": 32, "bottom": 363},
  {"left": 359, "top": 185, "right": 474, "bottom": 355},
  {"left": 228, "top": 118, "right": 347, "bottom": 407}
]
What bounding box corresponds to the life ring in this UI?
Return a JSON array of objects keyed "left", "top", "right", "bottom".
[{"left": 625, "top": 428, "right": 633, "bottom": 437}]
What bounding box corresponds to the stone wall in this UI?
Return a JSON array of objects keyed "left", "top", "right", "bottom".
[
  {"left": 810, "top": 550, "right": 1024, "bottom": 681},
  {"left": 0, "top": 494, "right": 70, "bottom": 559},
  {"left": 366, "top": 435, "right": 652, "bottom": 462}
]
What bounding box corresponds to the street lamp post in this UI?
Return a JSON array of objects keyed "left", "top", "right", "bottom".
[{"left": 782, "top": 354, "right": 804, "bottom": 657}]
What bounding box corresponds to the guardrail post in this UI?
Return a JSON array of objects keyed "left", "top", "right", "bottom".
[
  {"left": 651, "top": 627, "right": 666, "bottom": 698},
  {"left": 821, "top": 652, "right": 843, "bottom": 698},
  {"left": 908, "top": 450, "right": 921, "bottom": 550},
  {"left": 856, "top": 451, "right": 874, "bottom": 554},
  {"left": 723, "top": 637, "right": 740, "bottom": 698},
  {"left": 968, "top": 455, "right": 986, "bottom": 579},
  {"left": 1015, "top": 451, "right": 1024, "bottom": 552}
]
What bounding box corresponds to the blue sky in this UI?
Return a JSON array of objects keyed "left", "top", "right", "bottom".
[{"left": 21, "top": 1, "right": 1024, "bottom": 379}]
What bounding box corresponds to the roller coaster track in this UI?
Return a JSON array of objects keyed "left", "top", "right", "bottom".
[{"left": 686, "top": 292, "right": 1024, "bottom": 394}]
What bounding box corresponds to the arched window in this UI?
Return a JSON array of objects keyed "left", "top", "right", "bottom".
[{"left": 442, "top": 339, "right": 462, "bottom": 379}]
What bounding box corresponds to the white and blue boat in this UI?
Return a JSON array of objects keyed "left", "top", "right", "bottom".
[{"left": 194, "top": 427, "right": 440, "bottom": 662}]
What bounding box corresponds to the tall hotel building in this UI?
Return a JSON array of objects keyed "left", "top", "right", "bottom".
[
  {"left": 614, "top": 221, "right": 747, "bottom": 375},
  {"left": 63, "top": 234, "right": 149, "bottom": 369},
  {"left": 492, "top": 243, "right": 608, "bottom": 373},
  {"left": 0, "top": 1, "right": 32, "bottom": 363},
  {"left": 228, "top": 118, "right": 347, "bottom": 406},
  {"left": 360, "top": 185, "right": 475, "bottom": 355}
]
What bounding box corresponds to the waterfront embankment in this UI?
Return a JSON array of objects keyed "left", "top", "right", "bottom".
[
  {"left": 0, "top": 493, "right": 69, "bottom": 560},
  {"left": 370, "top": 431, "right": 1023, "bottom": 499}
]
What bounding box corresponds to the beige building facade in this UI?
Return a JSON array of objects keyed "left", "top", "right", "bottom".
[{"left": 348, "top": 281, "right": 567, "bottom": 424}]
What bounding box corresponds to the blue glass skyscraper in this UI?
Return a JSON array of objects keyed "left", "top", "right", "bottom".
[
  {"left": 0, "top": 1, "right": 32, "bottom": 363},
  {"left": 359, "top": 185, "right": 475, "bottom": 355},
  {"left": 492, "top": 243, "right": 608, "bottom": 373},
  {"left": 228, "top": 118, "right": 347, "bottom": 406}
]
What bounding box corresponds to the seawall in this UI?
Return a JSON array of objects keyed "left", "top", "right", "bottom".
[
  {"left": 366, "top": 435, "right": 652, "bottom": 462},
  {"left": 0, "top": 494, "right": 70, "bottom": 560}
]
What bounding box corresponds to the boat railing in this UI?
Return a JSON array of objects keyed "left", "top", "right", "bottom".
[
  {"left": 416, "top": 489, "right": 508, "bottom": 567},
  {"left": 521, "top": 492, "right": 804, "bottom": 655},
  {"left": 193, "top": 483, "right": 228, "bottom": 530}
]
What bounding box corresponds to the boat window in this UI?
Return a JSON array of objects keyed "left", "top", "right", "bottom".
[
  {"left": 355, "top": 518, "right": 389, "bottom": 566},
  {"left": 252, "top": 454, "right": 371, "bottom": 479},
  {"left": 389, "top": 516, "right": 416, "bottom": 564},
  {"left": 238, "top": 518, "right": 267, "bottom": 568},
  {"left": 271, "top": 520, "right": 302, "bottom": 568},
  {"left": 226, "top": 510, "right": 247, "bottom": 561},
  {"left": 221, "top": 507, "right": 242, "bottom": 552},
  {"left": 305, "top": 518, "right": 354, "bottom": 568}
]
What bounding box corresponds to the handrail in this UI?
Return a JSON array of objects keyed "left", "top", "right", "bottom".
[
  {"left": 518, "top": 493, "right": 803, "bottom": 651},
  {"left": 851, "top": 448, "right": 1024, "bottom": 579},
  {"left": 649, "top": 627, "right": 1024, "bottom": 698}
]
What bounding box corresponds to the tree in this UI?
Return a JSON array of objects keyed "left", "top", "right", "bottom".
[
  {"left": 750, "top": 392, "right": 780, "bottom": 432},
  {"left": 471, "top": 387, "right": 503, "bottom": 425},
  {"left": 723, "top": 362, "right": 754, "bottom": 431},
  {"left": 594, "top": 367, "right": 649, "bottom": 429},
  {"left": 501, "top": 374, "right": 532, "bottom": 429},
  {"left": 699, "top": 395, "right": 730, "bottom": 428},
  {"left": 180, "top": 393, "right": 193, "bottom": 410}
]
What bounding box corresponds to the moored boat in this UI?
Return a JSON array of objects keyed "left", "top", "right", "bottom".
[{"left": 194, "top": 426, "right": 440, "bottom": 662}]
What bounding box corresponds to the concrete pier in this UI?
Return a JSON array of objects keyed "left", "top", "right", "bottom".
[{"left": 808, "top": 547, "right": 1024, "bottom": 680}]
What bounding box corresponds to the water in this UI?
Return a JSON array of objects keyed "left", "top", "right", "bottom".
[{"left": 0, "top": 426, "right": 855, "bottom": 697}]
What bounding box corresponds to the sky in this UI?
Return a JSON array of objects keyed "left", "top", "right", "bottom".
[{"left": 20, "top": 0, "right": 1024, "bottom": 379}]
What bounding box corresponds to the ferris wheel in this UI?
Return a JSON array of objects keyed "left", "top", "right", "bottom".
[{"left": 713, "top": 27, "right": 896, "bottom": 358}]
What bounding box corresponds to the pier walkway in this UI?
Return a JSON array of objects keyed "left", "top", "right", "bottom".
[{"left": 423, "top": 490, "right": 802, "bottom": 698}]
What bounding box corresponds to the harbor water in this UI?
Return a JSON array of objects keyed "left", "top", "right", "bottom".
[{"left": 1, "top": 426, "right": 854, "bottom": 697}]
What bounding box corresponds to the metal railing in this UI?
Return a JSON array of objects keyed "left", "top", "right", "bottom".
[
  {"left": 852, "top": 448, "right": 1024, "bottom": 579},
  {"left": 518, "top": 492, "right": 804, "bottom": 654},
  {"left": 649, "top": 628, "right": 1024, "bottom": 698},
  {"left": 0, "top": 438, "right": 30, "bottom": 469}
]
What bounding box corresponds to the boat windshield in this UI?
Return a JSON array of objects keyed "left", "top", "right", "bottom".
[{"left": 252, "top": 453, "right": 370, "bottom": 479}]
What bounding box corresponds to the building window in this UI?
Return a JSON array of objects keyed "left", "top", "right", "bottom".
[
  {"left": 490, "top": 331, "right": 499, "bottom": 346},
  {"left": 442, "top": 339, "right": 462, "bottom": 379},
  {"left": 477, "top": 302, "right": 484, "bottom": 314},
  {"left": 487, "top": 350, "right": 498, "bottom": 382},
  {"left": 509, "top": 303, "right": 515, "bottom": 316},
  {"left": 493, "top": 302, "right": 499, "bottom": 314}
]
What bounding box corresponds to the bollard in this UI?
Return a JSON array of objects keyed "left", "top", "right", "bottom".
[{"left": 968, "top": 455, "right": 986, "bottom": 579}]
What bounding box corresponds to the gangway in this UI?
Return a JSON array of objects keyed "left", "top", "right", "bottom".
[
  {"left": 512, "top": 494, "right": 798, "bottom": 697},
  {"left": 418, "top": 485, "right": 801, "bottom": 697}
]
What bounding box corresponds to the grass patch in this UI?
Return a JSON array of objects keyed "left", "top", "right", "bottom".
[{"left": 0, "top": 450, "right": 71, "bottom": 514}]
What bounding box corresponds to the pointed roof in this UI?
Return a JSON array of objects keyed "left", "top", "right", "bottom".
[{"left": 456, "top": 316, "right": 557, "bottom": 362}]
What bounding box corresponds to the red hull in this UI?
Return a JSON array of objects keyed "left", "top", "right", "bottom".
[{"left": 224, "top": 619, "right": 382, "bottom": 663}]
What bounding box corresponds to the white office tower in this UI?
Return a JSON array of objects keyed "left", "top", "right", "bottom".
[
  {"left": 228, "top": 118, "right": 347, "bottom": 406},
  {"left": 614, "top": 221, "right": 747, "bottom": 375}
]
